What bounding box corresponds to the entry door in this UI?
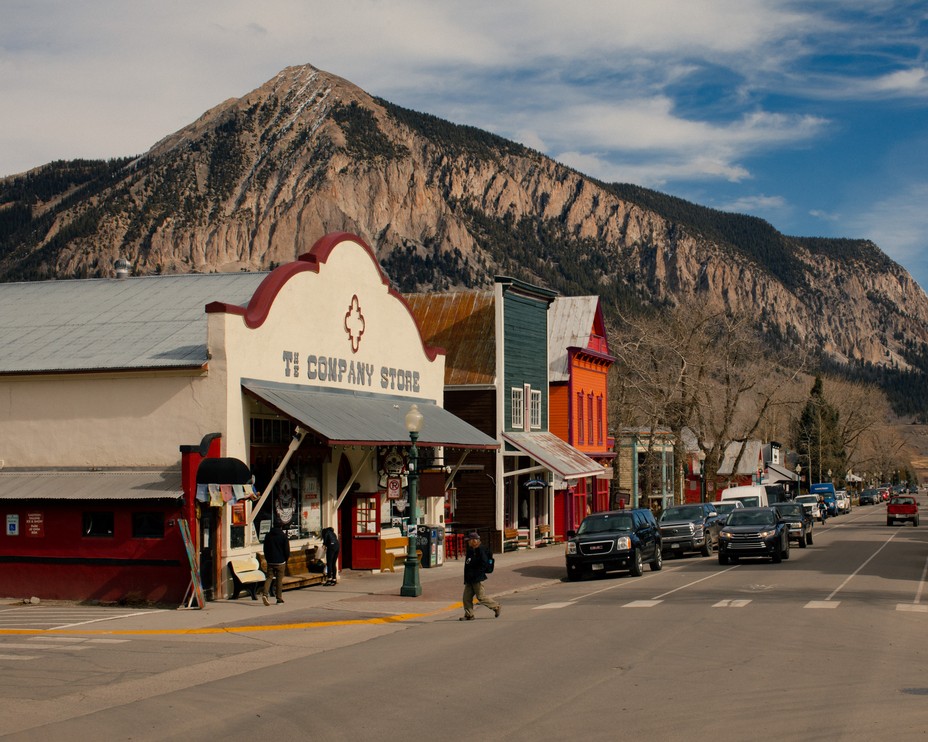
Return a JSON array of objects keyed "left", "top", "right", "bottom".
[
  {"left": 350, "top": 493, "right": 381, "bottom": 570},
  {"left": 198, "top": 508, "right": 219, "bottom": 601}
]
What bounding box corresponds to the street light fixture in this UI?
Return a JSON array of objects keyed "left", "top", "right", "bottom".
[{"left": 400, "top": 404, "right": 424, "bottom": 597}]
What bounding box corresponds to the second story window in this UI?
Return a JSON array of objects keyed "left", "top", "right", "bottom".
[
  {"left": 577, "top": 391, "right": 585, "bottom": 444},
  {"left": 511, "top": 387, "right": 524, "bottom": 429},
  {"left": 530, "top": 390, "right": 541, "bottom": 429},
  {"left": 588, "top": 393, "right": 594, "bottom": 445},
  {"left": 597, "top": 395, "right": 604, "bottom": 445}
]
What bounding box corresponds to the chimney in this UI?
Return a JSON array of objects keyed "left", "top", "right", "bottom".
[{"left": 114, "top": 258, "right": 131, "bottom": 279}]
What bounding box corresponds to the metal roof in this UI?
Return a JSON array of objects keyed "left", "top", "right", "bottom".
[
  {"left": 503, "top": 431, "right": 606, "bottom": 480},
  {"left": 547, "top": 296, "right": 599, "bottom": 382},
  {"left": 717, "top": 440, "right": 765, "bottom": 476},
  {"left": 0, "top": 469, "right": 184, "bottom": 500},
  {"left": 242, "top": 379, "right": 498, "bottom": 449},
  {"left": 0, "top": 273, "right": 266, "bottom": 374},
  {"left": 403, "top": 292, "right": 496, "bottom": 387}
]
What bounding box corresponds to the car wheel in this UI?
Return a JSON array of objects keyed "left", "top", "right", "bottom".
[
  {"left": 772, "top": 546, "right": 782, "bottom": 563},
  {"left": 718, "top": 552, "right": 728, "bottom": 565},
  {"left": 915, "top": 517, "right": 920, "bottom": 527},
  {"left": 806, "top": 531, "right": 813, "bottom": 545},
  {"left": 629, "top": 549, "right": 643, "bottom": 577},
  {"left": 567, "top": 571, "right": 581, "bottom": 582},
  {"left": 887, "top": 519, "right": 893, "bottom": 526},
  {"left": 799, "top": 533, "right": 807, "bottom": 548},
  {"left": 650, "top": 548, "right": 663, "bottom": 572},
  {"left": 782, "top": 537, "right": 790, "bottom": 560},
  {"left": 701, "top": 539, "right": 712, "bottom": 557}
]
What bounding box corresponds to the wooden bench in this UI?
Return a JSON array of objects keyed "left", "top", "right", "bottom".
[
  {"left": 258, "top": 546, "right": 326, "bottom": 592},
  {"left": 229, "top": 555, "right": 266, "bottom": 600},
  {"left": 380, "top": 527, "right": 410, "bottom": 572},
  {"left": 503, "top": 528, "right": 520, "bottom": 552}
]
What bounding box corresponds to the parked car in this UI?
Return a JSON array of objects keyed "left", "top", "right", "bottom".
[
  {"left": 834, "top": 490, "right": 850, "bottom": 514},
  {"left": 887, "top": 496, "right": 919, "bottom": 527},
  {"left": 796, "top": 493, "right": 825, "bottom": 521},
  {"left": 658, "top": 503, "right": 723, "bottom": 557},
  {"left": 711, "top": 500, "right": 744, "bottom": 518},
  {"left": 774, "top": 501, "right": 813, "bottom": 547},
  {"left": 859, "top": 489, "right": 881, "bottom": 505},
  {"left": 565, "top": 509, "right": 663, "bottom": 580},
  {"left": 718, "top": 507, "right": 790, "bottom": 564}
]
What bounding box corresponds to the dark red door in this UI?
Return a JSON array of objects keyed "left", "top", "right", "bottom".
[{"left": 350, "top": 493, "right": 381, "bottom": 570}]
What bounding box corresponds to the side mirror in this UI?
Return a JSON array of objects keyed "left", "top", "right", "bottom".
[{"left": 566, "top": 530, "right": 577, "bottom": 539}]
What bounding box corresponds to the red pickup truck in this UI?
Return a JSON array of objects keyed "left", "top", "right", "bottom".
[{"left": 887, "top": 496, "right": 919, "bottom": 527}]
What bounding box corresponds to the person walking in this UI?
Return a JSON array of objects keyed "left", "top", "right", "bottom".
[
  {"left": 261, "top": 524, "right": 289, "bottom": 606},
  {"left": 460, "top": 531, "right": 500, "bottom": 621},
  {"left": 322, "top": 526, "right": 340, "bottom": 586}
]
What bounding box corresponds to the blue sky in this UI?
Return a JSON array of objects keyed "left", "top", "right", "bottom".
[{"left": 2, "top": 1, "right": 927, "bottom": 288}]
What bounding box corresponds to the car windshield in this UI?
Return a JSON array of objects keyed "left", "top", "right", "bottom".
[
  {"left": 578, "top": 514, "right": 633, "bottom": 534},
  {"left": 659, "top": 506, "right": 704, "bottom": 522},
  {"left": 796, "top": 495, "right": 818, "bottom": 505},
  {"left": 727, "top": 510, "right": 776, "bottom": 527},
  {"left": 891, "top": 497, "right": 914, "bottom": 505},
  {"left": 776, "top": 505, "right": 802, "bottom": 518},
  {"left": 713, "top": 502, "right": 740, "bottom": 514}
]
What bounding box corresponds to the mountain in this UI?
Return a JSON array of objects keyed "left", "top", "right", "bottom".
[{"left": 2, "top": 63, "right": 928, "bottom": 413}]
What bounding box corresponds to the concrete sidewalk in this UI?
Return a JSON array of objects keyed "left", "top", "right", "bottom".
[{"left": 10, "top": 544, "right": 568, "bottom": 634}]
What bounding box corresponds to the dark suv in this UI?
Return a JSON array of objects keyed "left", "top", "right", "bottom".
[
  {"left": 565, "top": 509, "right": 662, "bottom": 580},
  {"left": 718, "top": 507, "right": 790, "bottom": 564},
  {"left": 658, "top": 503, "right": 723, "bottom": 558},
  {"left": 773, "top": 501, "right": 813, "bottom": 547}
]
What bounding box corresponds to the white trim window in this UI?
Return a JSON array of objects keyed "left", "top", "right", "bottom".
[
  {"left": 511, "top": 387, "right": 524, "bottom": 429},
  {"left": 530, "top": 389, "right": 542, "bottom": 429}
]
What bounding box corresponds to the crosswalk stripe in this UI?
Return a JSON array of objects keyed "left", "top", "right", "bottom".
[
  {"left": 0, "top": 654, "right": 37, "bottom": 660},
  {"left": 623, "top": 600, "right": 662, "bottom": 608},
  {"left": 896, "top": 604, "right": 928, "bottom": 612},
  {"left": 713, "top": 599, "right": 751, "bottom": 607},
  {"left": 805, "top": 600, "right": 840, "bottom": 609},
  {"left": 533, "top": 602, "right": 573, "bottom": 610}
]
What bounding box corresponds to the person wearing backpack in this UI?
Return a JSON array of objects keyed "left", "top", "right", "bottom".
[{"left": 460, "top": 531, "right": 501, "bottom": 621}]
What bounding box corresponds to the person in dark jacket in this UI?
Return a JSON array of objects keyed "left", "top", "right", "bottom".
[
  {"left": 461, "top": 531, "right": 500, "bottom": 621},
  {"left": 262, "top": 525, "right": 290, "bottom": 606},
  {"left": 322, "top": 526, "right": 340, "bottom": 586}
]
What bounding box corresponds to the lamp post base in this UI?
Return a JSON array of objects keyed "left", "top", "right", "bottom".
[{"left": 400, "top": 556, "right": 421, "bottom": 597}]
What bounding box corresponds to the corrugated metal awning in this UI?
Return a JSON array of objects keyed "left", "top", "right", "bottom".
[
  {"left": 503, "top": 431, "right": 606, "bottom": 480},
  {"left": 765, "top": 462, "right": 798, "bottom": 483},
  {"left": 243, "top": 380, "right": 498, "bottom": 449},
  {"left": 0, "top": 470, "right": 184, "bottom": 500}
]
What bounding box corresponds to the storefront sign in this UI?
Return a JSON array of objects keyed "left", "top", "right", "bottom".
[
  {"left": 6, "top": 514, "right": 19, "bottom": 536},
  {"left": 281, "top": 351, "right": 421, "bottom": 393},
  {"left": 231, "top": 501, "right": 247, "bottom": 526},
  {"left": 25, "top": 512, "right": 44, "bottom": 537}
]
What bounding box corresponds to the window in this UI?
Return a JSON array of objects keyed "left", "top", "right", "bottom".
[
  {"left": 587, "top": 394, "right": 594, "bottom": 444},
  {"left": 596, "top": 395, "right": 604, "bottom": 445},
  {"left": 511, "top": 387, "right": 524, "bottom": 429},
  {"left": 132, "top": 512, "right": 165, "bottom": 539},
  {"left": 577, "top": 392, "right": 585, "bottom": 444},
  {"left": 83, "top": 511, "right": 114, "bottom": 537},
  {"left": 530, "top": 390, "right": 541, "bottom": 429}
]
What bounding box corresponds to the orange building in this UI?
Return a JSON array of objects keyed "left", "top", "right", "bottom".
[{"left": 548, "top": 297, "right": 615, "bottom": 540}]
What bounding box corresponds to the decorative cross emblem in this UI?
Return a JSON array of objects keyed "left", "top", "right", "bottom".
[{"left": 344, "top": 294, "right": 366, "bottom": 353}]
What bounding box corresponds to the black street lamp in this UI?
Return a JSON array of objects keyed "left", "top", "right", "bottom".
[{"left": 400, "top": 404, "right": 424, "bottom": 597}]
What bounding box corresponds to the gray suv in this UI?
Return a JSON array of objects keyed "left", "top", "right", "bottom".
[
  {"left": 565, "top": 509, "right": 663, "bottom": 580},
  {"left": 658, "top": 503, "right": 723, "bottom": 557}
]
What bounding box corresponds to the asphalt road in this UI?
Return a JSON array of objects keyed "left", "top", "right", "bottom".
[{"left": 1, "top": 498, "right": 926, "bottom": 741}]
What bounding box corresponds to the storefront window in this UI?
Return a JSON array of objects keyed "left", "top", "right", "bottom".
[
  {"left": 251, "top": 448, "right": 322, "bottom": 542},
  {"left": 82, "top": 511, "right": 114, "bottom": 537}
]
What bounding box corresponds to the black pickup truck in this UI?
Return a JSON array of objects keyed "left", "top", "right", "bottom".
[{"left": 658, "top": 503, "right": 724, "bottom": 558}]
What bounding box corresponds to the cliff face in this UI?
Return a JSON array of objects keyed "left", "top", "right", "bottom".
[{"left": 1, "top": 63, "right": 926, "bottom": 370}]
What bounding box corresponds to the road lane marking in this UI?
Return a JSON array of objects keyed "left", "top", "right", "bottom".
[
  {"left": 533, "top": 602, "right": 573, "bottom": 610},
  {"left": 805, "top": 601, "right": 840, "bottom": 609},
  {"left": 896, "top": 604, "right": 928, "bottom": 612},
  {"left": 0, "top": 643, "right": 91, "bottom": 650},
  {"left": 623, "top": 600, "right": 662, "bottom": 608},
  {"left": 651, "top": 566, "right": 737, "bottom": 600},
  {"left": 0, "top": 654, "right": 37, "bottom": 660},
  {"left": 822, "top": 530, "right": 900, "bottom": 602},
  {"left": 713, "top": 599, "right": 751, "bottom": 607}
]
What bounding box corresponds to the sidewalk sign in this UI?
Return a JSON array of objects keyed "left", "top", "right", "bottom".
[{"left": 179, "top": 520, "right": 205, "bottom": 610}]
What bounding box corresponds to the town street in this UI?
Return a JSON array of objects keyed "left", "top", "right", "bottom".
[{"left": 1, "top": 498, "right": 926, "bottom": 741}]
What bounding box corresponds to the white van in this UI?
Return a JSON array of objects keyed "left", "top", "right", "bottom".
[{"left": 719, "top": 485, "right": 769, "bottom": 508}]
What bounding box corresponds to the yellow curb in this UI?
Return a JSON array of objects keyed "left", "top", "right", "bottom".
[{"left": 0, "top": 602, "right": 463, "bottom": 636}]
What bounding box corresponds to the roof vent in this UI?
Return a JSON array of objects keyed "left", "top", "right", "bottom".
[{"left": 114, "top": 258, "right": 131, "bottom": 279}]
